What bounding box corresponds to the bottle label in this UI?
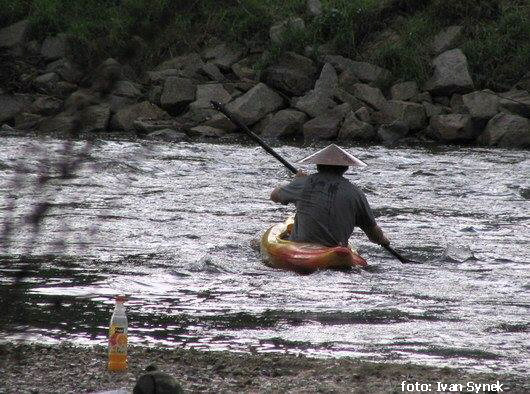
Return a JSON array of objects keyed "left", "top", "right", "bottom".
[{"left": 109, "top": 324, "right": 128, "bottom": 355}]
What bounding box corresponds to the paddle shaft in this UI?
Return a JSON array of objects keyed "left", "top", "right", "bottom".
[
  {"left": 211, "top": 100, "right": 416, "bottom": 264},
  {"left": 210, "top": 101, "right": 297, "bottom": 174}
]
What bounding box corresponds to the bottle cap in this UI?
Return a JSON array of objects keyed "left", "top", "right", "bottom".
[{"left": 115, "top": 295, "right": 127, "bottom": 303}]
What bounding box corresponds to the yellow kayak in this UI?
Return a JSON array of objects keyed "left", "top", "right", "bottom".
[{"left": 260, "top": 217, "right": 368, "bottom": 274}]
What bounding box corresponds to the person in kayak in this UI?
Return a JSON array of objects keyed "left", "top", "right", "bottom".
[{"left": 270, "top": 144, "right": 389, "bottom": 247}]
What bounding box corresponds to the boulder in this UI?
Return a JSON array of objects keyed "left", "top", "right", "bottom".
[
  {"left": 160, "top": 77, "right": 196, "bottom": 113},
  {"left": 333, "top": 88, "right": 364, "bottom": 111},
  {"left": 201, "top": 62, "right": 225, "bottom": 81},
  {"left": 64, "top": 89, "right": 101, "bottom": 112},
  {"left": 225, "top": 82, "right": 284, "bottom": 125},
  {"left": 261, "top": 109, "right": 308, "bottom": 138},
  {"left": 350, "top": 83, "right": 386, "bottom": 110},
  {"left": 411, "top": 91, "right": 432, "bottom": 104},
  {"left": 314, "top": 63, "right": 338, "bottom": 95},
  {"left": 79, "top": 103, "right": 110, "bottom": 133},
  {"left": 303, "top": 112, "right": 343, "bottom": 141},
  {"left": 498, "top": 90, "right": 530, "bottom": 118},
  {"left": 307, "top": 0, "right": 323, "bottom": 16},
  {"left": 147, "top": 69, "right": 184, "bottom": 84},
  {"left": 355, "top": 107, "right": 371, "bottom": 123},
  {"left": 293, "top": 90, "right": 336, "bottom": 118},
  {"left": 423, "top": 102, "right": 445, "bottom": 118},
  {"left": 109, "top": 95, "right": 138, "bottom": 113},
  {"left": 15, "top": 113, "right": 43, "bottom": 130},
  {"left": 462, "top": 90, "right": 499, "bottom": 121},
  {"left": 186, "top": 84, "right": 231, "bottom": 123},
  {"left": 41, "top": 34, "right": 68, "bottom": 60},
  {"left": 112, "top": 81, "right": 142, "bottom": 98},
  {"left": 338, "top": 112, "right": 375, "bottom": 141},
  {"left": 0, "top": 19, "right": 29, "bottom": 49},
  {"left": 111, "top": 101, "right": 169, "bottom": 131},
  {"left": 323, "top": 55, "right": 390, "bottom": 83},
  {"left": 450, "top": 94, "right": 466, "bottom": 113},
  {"left": 425, "top": 49, "right": 474, "bottom": 96},
  {"left": 45, "top": 58, "right": 83, "bottom": 83},
  {"left": 390, "top": 81, "right": 419, "bottom": 101},
  {"left": 377, "top": 121, "right": 409, "bottom": 144},
  {"left": 231, "top": 57, "right": 257, "bottom": 81},
  {"left": 383, "top": 100, "right": 426, "bottom": 130},
  {"left": 38, "top": 112, "right": 77, "bottom": 134},
  {"left": 263, "top": 52, "right": 317, "bottom": 96},
  {"left": 148, "top": 86, "right": 162, "bottom": 106},
  {"left": 91, "top": 58, "right": 122, "bottom": 93},
  {"left": 31, "top": 96, "right": 63, "bottom": 116},
  {"left": 432, "top": 26, "right": 463, "bottom": 55},
  {"left": 0, "top": 94, "right": 29, "bottom": 122},
  {"left": 478, "top": 113, "right": 530, "bottom": 148},
  {"left": 429, "top": 114, "right": 476, "bottom": 141},
  {"left": 34, "top": 72, "right": 60, "bottom": 92},
  {"left": 157, "top": 53, "right": 204, "bottom": 77},
  {"left": 202, "top": 43, "right": 245, "bottom": 71},
  {"left": 270, "top": 17, "right": 305, "bottom": 44},
  {"left": 55, "top": 81, "right": 78, "bottom": 98},
  {"left": 133, "top": 118, "right": 182, "bottom": 134},
  {"left": 202, "top": 113, "right": 237, "bottom": 132},
  {"left": 338, "top": 69, "right": 359, "bottom": 93},
  {"left": 189, "top": 125, "right": 226, "bottom": 138},
  {"left": 147, "top": 129, "right": 186, "bottom": 142}
]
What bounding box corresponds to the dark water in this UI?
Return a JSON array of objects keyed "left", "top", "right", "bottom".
[{"left": 0, "top": 136, "right": 528, "bottom": 376}]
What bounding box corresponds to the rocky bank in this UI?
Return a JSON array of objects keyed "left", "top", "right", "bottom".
[{"left": 1, "top": 5, "right": 529, "bottom": 148}]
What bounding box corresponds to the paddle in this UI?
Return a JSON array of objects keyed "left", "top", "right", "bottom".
[{"left": 211, "top": 100, "right": 420, "bottom": 265}]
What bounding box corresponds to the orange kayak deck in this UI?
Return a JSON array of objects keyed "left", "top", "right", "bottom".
[{"left": 260, "top": 217, "right": 367, "bottom": 274}]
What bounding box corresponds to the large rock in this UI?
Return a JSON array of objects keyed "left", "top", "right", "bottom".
[
  {"left": 303, "top": 113, "right": 342, "bottom": 142},
  {"left": 41, "top": 34, "right": 68, "bottom": 60},
  {"left": 54, "top": 81, "right": 78, "bottom": 98},
  {"left": 270, "top": 18, "right": 305, "bottom": 44},
  {"left": 202, "top": 43, "right": 245, "bottom": 71},
  {"left": 350, "top": 83, "right": 386, "bottom": 110},
  {"left": 314, "top": 63, "right": 338, "bottom": 95},
  {"left": 91, "top": 58, "right": 122, "bottom": 93},
  {"left": 31, "top": 96, "right": 62, "bottom": 116},
  {"left": 225, "top": 83, "right": 284, "bottom": 125},
  {"left": 34, "top": 72, "right": 60, "bottom": 92},
  {"left": 38, "top": 112, "right": 77, "bottom": 134},
  {"left": 147, "top": 129, "right": 186, "bottom": 142},
  {"left": 79, "top": 103, "right": 110, "bottom": 133},
  {"left": 111, "top": 101, "right": 169, "bottom": 131},
  {"left": 0, "top": 19, "right": 29, "bottom": 49},
  {"left": 338, "top": 112, "right": 375, "bottom": 141},
  {"left": 160, "top": 77, "right": 196, "bottom": 113},
  {"left": 432, "top": 26, "right": 463, "bottom": 55},
  {"left": 383, "top": 100, "right": 427, "bottom": 130},
  {"left": 479, "top": 113, "right": 530, "bottom": 148},
  {"left": 498, "top": 90, "right": 530, "bottom": 118},
  {"left": 333, "top": 88, "right": 364, "bottom": 111},
  {"left": 112, "top": 81, "right": 142, "bottom": 98},
  {"left": 423, "top": 102, "right": 445, "bottom": 118},
  {"left": 156, "top": 53, "right": 204, "bottom": 77},
  {"left": 261, "top": 109, "right": 307, "bottom": 138},
  {"left": 462, "top": 90, "right": 499, "bottom": 121},
  {"left": 323, "top": 55, "right": 390, "bottom": 83},
  {"left": 293, "top": 90, "right": 336, "bottom": 118},
  {"left": 377, "top": 121, "right": 409, "bottom": 144},
  {"left": 15, "top": 113, "right": 43, "bottom": 130},
  {"left": 429, "top": 114, "right": 476, "bottom": 141},
  {"left": 64, "top": 89, "right": 101, "bottom": 112},
  {"left": 186, "top": 83, "right": 231, "bottom": 123},
  {"left": 0, "top": 94, "right": 29, "bottom": 122},
  {"left": 390, "top": 81, "right": 419, "bottom": 101},
  {"left": 45, "top": 58, "right": 83, "bottom": 83},
  {"left": 202, "top": 113, "right": 237, "bottom": 132},
  {"left": 201, "top": 62, "right": 225, "bottom": 81},
  {"left": 425, "top": 49, "right": 474, "bottom": 96},
  {"left": 189, "top": 125, "right": 226, "bottom": 138},
  {"left": 263, "top": 52, "right": 317, "bottom": 96}
]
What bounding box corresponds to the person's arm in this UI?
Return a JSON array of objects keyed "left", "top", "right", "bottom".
[
  {"left": 270, "top": 170, "right": 307, "bottom": 204},
  {"left": 361, "top": 224, "right": 390, "bottom": 246}
]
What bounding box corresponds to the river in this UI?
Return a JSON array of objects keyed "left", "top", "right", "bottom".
[{"left": 0, "top": 135, "right": 528, "bottom": 376}]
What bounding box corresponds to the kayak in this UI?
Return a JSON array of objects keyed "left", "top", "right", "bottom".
[{"left": 260, "top": 217, "right": 368, "bottom": 274}]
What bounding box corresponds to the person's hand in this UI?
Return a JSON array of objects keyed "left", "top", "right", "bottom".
[{"left": 295, "top": 169, "right": 307, "bottom": 177}]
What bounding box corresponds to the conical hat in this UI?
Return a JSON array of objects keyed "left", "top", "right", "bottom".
[{"left": 297, "top": 144, "right": 367, "bottom": 167}]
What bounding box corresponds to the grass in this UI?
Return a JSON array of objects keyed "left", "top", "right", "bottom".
[{"left": 0, "top": 0, "right": 528, "bottom": 89}]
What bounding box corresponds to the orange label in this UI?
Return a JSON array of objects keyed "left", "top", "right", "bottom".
[{"left": 109, "top": 325, "right": 127, "bottom": 355}]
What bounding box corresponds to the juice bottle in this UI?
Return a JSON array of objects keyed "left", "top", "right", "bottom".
[{"left": 108, "top": 295, "right": 128, "bottom": 371}]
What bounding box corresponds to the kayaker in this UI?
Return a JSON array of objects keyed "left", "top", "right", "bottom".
[{"left": 270, "top": 144, "right": 389, "bottom": 247}]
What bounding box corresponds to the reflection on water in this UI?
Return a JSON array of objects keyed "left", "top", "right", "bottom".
[{"left": 0, "top": 137, "right": 529, "bottom": 376}]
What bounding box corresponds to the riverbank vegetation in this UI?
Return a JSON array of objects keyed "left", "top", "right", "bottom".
[{"left": 1, "top": 0, "right": 529, "bottom": 89}]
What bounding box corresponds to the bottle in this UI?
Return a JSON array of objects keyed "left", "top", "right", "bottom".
[{"left": 108, "top": 295, "right": 128, "bottom": 371}]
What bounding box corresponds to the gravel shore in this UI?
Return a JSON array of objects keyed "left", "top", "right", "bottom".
[{"left": 1, "top": 343, "right": 528, "bottom": 393}]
